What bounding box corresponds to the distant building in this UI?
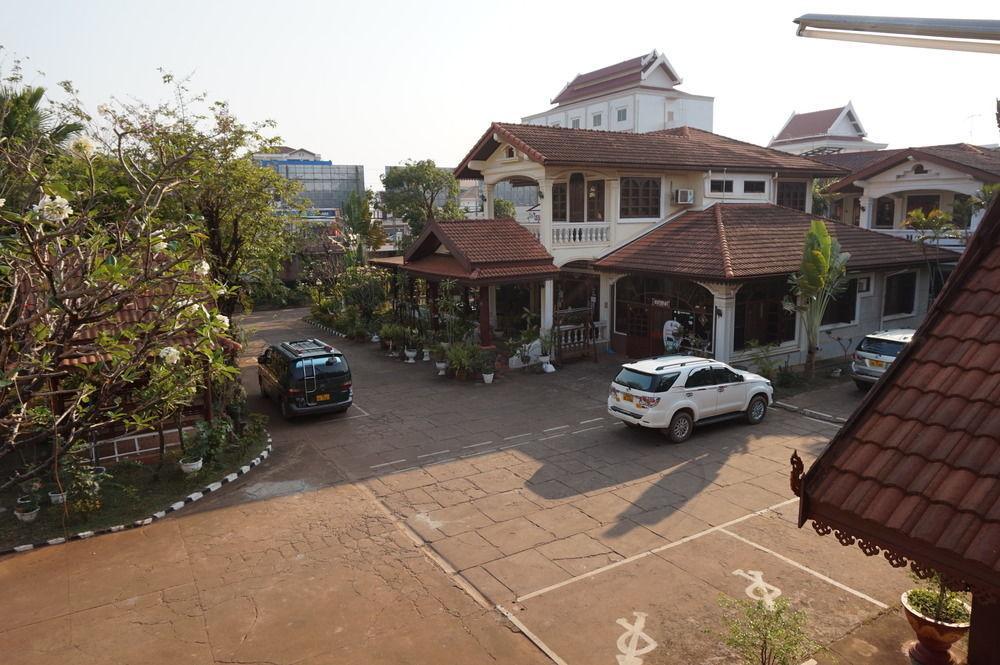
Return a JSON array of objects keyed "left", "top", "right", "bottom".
[
  {"left": 254, "top": 147, "right": 364, "bottom": 218},
  {"left": 522, "top": 50, "right": 714, "bottom": 133},
  {"left": 769, "top": 102, "right": 887, "bottom": 155}
]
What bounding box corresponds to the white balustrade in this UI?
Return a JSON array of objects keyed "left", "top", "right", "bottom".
[
  {"left": 551, "top": 223, "right": 610, "bottom": 247},
  {"left": 875, "top": 227, "right": 966, "bottom": 251},
  {"left": 521, "top": 222, "right": 541, "bottom": 241}
]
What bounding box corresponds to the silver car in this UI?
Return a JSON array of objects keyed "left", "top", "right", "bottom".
[{"left": 851, "top": 329, "right": 914, "bottom": 390}]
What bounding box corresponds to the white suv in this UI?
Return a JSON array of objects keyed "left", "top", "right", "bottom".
[{"left": 607, "top": 356, "right": 773, "bottom": 443}]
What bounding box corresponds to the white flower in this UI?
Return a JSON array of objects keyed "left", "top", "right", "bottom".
[
  {"left": 159, "top": 346, "right": 181, "bottom": 365},
  {"left": 71, "top": 136, "right": 95, "bottom": 157},
  {"left": 151, "top": 240, "right": 168, "bottom": 252},
  {"left": 96, "top": 104, "right": 111, "bottom": 116},
  {"left": 215, "top": 314, "right": 229, "bottom": 329},
  {"left": 31, "top": 195, "right": 73, "bottom": 222},
  {"left": 193, "top": 260, "right": 211, "bottom": 276},
  {"left": 0, "top": 198, "right": 6, "bottom": 208}
]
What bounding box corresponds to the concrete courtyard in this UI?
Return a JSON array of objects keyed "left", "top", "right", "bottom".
[{"left": 0, "top": 307, "right": 937, "bottom": 664}]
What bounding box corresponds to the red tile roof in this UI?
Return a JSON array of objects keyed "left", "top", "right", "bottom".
[
  {"left": 455, "top": 123, "right": 846, "bottom": 180},
  {"left": 773, "top": 106, "right": 849, "bottom": 142},
  {"left": 797, "top": 194, "right": 1000, "bottom": 594},
  {"left": 372, "top": 218, "right": 559, "bottom": 285},
  {"left": 593, "top": 203, "right": 956, "bottom": 281},
  {"left": 550, "top": 51, "right": 678, "bottom": 105},
  {"left": 825, "top": 144, "right": 1000, "bottom": 193}
]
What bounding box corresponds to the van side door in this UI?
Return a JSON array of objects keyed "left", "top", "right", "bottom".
[{"left": 683, "top": 367, "right": 719, "bottom": 419}]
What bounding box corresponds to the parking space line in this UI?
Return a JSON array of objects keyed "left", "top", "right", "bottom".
[
  {"left": 503, "top": 433, "right": 532, "bottom": 440},
  {"left": 500, "top": 441, "right": 532, "bottom": 450},
  {"left": 463, "top": 440, "right": 494, "bottom": 449},
  {"left": 417, "top": 449, "right": 450, "bottom": 459},
  {"left": 496, "top": 604, "right": 569, "bottom": 665},
  {"left": 370, "top": 459, "right": 406, "bottom": 470},
  {"left": 537, "top": 433, "right": 565, "bottom": 441},
  {"left": 571, "top": 425, "right": 604, "bottom": 435},
  {"left": 516, "top": 498, "right": 797, "bottom": 602},
  {"left": 718, "top": 528, "right": 887, "bottom": 609},
  {"left": 579, "top": 417, "right": 604, "bottom": 424},
  {"left": 802, "top": 415, "right": 841, "bottom": 428},
  {"left": 543, "top": 425, "right": 569, "bottom": 432}
]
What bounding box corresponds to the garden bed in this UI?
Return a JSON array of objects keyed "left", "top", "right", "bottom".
[{"left": 0, "top": 431, "right": 271, "bottom": 554}]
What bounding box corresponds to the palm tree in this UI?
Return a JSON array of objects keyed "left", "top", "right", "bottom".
[{"left": 0, "top": 85, "right": 82, "bottom": 144}]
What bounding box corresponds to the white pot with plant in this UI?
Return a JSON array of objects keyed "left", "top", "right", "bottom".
[
  {"left": 479, "top": 349, "right": 496, "bottom": 384},
  {"left": 422, "top": 348, "right": 431, "bottom": 362},
  {"left": 179, "top": 456, "right": 203, "bottom": 474},
  {"left": 48, "top": 489, "right": 67, "bottom": 505},
  {"left": 14, "top": 499, "right": 40, "bottom": 523},
  {"left": 901, "top": 574, "right": 971, "bottom": 664}
]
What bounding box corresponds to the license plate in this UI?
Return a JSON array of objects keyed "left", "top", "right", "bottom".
[
  {"left": 623, "top": 393, "right": 634, "bottom": 403},
  {"left": 868, "top": 359, "right": 885, "bottom": 368},
  {"left": 315, "top": 394, "right": 331, "bottom": 402}
]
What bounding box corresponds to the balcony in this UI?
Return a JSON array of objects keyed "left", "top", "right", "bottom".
[
  {"left": 872, "top": 227, "right": 966, "bottom": 253},
  {"left": 552, "top": 222, "right": 610, "bottom": 248}
]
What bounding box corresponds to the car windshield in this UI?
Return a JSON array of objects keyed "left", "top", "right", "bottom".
[
  {"left": 859, "top": 337, "right": 905, "bottom": 358},
  {"left": 292, "top": 355, "right": 349, "bottom": 379},
  {"left": 613, "top": 368, "right": 657, "bottom": 392}
]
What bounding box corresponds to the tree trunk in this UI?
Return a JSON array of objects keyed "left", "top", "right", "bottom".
[
  {"left": 154, "top": 424, "right": 166, "bottom": 480},
  {"left": 804, "top": 347, "right": 816, "bottom": 381}
]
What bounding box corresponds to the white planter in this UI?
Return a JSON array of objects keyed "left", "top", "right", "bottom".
[
  {"left": 15, "top": 507, "right": 39, "bottom": 523},
  {"left": 49, "top": 491, "right": 66, "bottom": 505},
  {"left": 422, "top": 349, "right": 431, "bottom": 362},
  {"left": 482, "top": 372, "right": 495, "bottom": 384},
  {"left": 404, "top": 349, "right": 417, "bottom": 364},
  {"left": 435, "top": 361, "right": 448, "bottom": 376},
  {"left": 539, "top": 355, "right": 551, "bottom": 364},
  {"left": 179, "top": 457, "right": 203, "bottom": 474},
  {"left": 371, "top": 334, "right": 380, "bottom": 343}
]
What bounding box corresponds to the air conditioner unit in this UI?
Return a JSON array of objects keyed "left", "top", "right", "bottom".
[{"left": 674, "top": 188, "right": 695, "bottom": 205}]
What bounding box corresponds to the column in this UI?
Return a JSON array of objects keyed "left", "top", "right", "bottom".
[
  {"left": 859, "top": 196, "right": 876, "bottom": 229},
  {"left": 967, "top": 593, "right": 1000, "bottom": 664},
  {"left": 698, "top": 282, "right": 738, "bottom": 363},
  {"left": 488, "top": 285, "right": 497, "bottom": 328},
  {"left": 428, "top": 281, "right": 439, "bottom": 331},
  {"left": 606, "top": 178, "right": 620, "bottom": 246},
  {"left": 478, "top": 285, "right": 493, "bottom": 347},
  {"left": 485, "top": 182, "right": 496, "bottom": 219},
  {"left": 541, "top": 279, "right": 554, "bottom": 332},
  {"left": 598, "top": 274, "right": 612, "bottom": 341},
  {"left": 538, "top": 178, "right": 553, "bottom": 252},
  {"left": 804, "top": 179, "right": 813, "bottom": 214}
]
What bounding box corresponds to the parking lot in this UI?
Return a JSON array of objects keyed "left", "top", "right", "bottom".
[{"left": 241, "top": 309, "right": 914, "bottom": 664}]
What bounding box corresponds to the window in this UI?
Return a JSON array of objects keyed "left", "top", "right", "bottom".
[
  {"left": 592, "top": 113, "right": 602, "bottom": 127},
  {"left": 504, "top": 146, "right": 515, "bottom": 160},
  {"left": 857, "top": 276, "right": 872, "bottom": 294},
  {"left": 620, "top": 177, "right": 661, "bottom": 218},
  {"left": 906, "top": 195, "right": 940, "bottom": 216},
  {"left": 858, "top": 337, "right": 905, "bottom": 358},
  {"left": 617, "top": 108, "right": 627, "bottom": 122},
  {"left": 874, "top": 197, "right": 895, "bottom": 228},
  {"left": 569, "top": 173, "right": 585, "bottom": 223},
  {"left": 710, "top": 180, "right": 734, "bottom": 193},
  {"left": 685, "top": 367, "right": 717, "bottom": 388},
  {"left": 884, "top": 272, "right": 916, "bottom": 316},
  {"left": 821, "top": 278, "right": 858, "bottom": 326},
  {"left": 713, "top": 367, "right": 743, "bottom": 384},
  {"left": 734, "top": 279, "right": 797, "bottom": 350},
  {"left": 613, "top": 369, "right": 679, "bottom": 393},
  {"left": 776, "top": 181, "right": 807, "bottom": 211},
  {"left": 913, "top": 164, "right": 929, "bottom": 174},
  {"left": 552, "top": 183, "right": 567, "bottom": 221},
  {"left": 743, "top": 180, "right": 766, "bottom": 194},
  {"left": 587, "top": 180, "right": 605, "bottom": 221},
  {"left": 571, "top": 117, "right": 581, "bottom": 129},
  {"left": 667, "top": 111, "right": 675, "bottom": 122}
]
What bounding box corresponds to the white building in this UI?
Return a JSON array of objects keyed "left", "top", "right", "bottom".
[
  {"left": 768, "top": 103, "right": 887, "bottom": 156},
  {"left": 521, "top": 50, "right": 714, "bottom": 133}
]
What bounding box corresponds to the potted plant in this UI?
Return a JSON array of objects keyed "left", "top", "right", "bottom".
[
  {"left": 539, "top": 328, "right": 556, "bottom": 365},
  {"left": 901, "top": 573, "right": 971, "bottom": 664},
  {"left": 403, "top": 328, "right": 419, "bottom": 363},
  {"left": 479, "top": 349, "right": 497, "bottom": 384},
  {"left": 48, "top": 486, "right": 67, "bottom": 505},
  {"left": 14, "top": 498, "right": 40, "bottom": 523},
  {"left": 445, "top": 341, "right": 476, "bottom": 381},
  {"left": 431, "top": 342, "right": 448, "bottom": 376},
  {"left": 421, "top": 333, "right": 431, "bottom": 361}
]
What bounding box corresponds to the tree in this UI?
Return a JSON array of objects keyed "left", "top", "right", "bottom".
[
  {"left": 380, "top": 159, "right": 460, "bottom": 236},
  {"left": 341, "top": 189, "right": 386, "bottom": 265},
  {"left": 719, "top": 596, "right": 818, "bottom": 665},
  {"left": 494, "top": 198, "right": 516, "bottom": 219},
  {"left": 785, "top": 220, "right": 850, "bottom": 380},
  {"left": 0, "top": 79, "right": 236, "bottom": 488}
]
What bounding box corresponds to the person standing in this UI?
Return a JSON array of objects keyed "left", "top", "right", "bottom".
[{"left": 662, "top": 311, "right": 683, "bottom": 354}]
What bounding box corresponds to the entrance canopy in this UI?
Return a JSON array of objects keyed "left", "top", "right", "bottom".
[
  {"left": 371, "top": 218, "right": 559, "bottom": 285},
  {"left": 593, "top": 203, "right": 957, "bottom": 281}
]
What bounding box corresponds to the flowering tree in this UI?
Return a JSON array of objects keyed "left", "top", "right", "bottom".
[{"left": 0, "top": 76, "right": 236, "bottom": 488}]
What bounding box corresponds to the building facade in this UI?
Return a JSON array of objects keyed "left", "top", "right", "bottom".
[
  {"left": 254, "top": 147, "right": 364, "bottom": 218},
  {"left": 522, "top": 51, "right": 714, "bottom": 134},
  {"left": 768, "top": 103, "right": 887, "bottom": 156}
]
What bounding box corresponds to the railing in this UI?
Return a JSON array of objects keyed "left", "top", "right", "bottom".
[
  {"left": 552, "top": 222, "right": 610, "bottom": 247},
  {"left": 872, "top": 227, "right": 967, "bottom": 252},
  {"left": 521, "top": 222, "right": 541, "bottom": 241},
  {"left": 555, "top": 321, "right": 609, "bottom": 360}
]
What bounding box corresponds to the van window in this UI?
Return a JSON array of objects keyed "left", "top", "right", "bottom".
[
  {"left": 685, "top": 367, "right": 717, "bottom": 388},
  {"left": 858, "top": 337, "right": 905, "bottom": 358},
  {"left": 292, "top": 355, "right": 350, "bottom": 379},
  {"left": 613, "top": 368, "right": 657, "bottom": 392}
]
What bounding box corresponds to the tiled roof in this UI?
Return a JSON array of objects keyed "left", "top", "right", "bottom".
[
  {"left": 381, "top": 218, "right": 558, "bottom": 285},
  {"left": 773, "top": 106, "right": 847, "bottom": 142},
  {"left": 455, "top": 123, "right": 846, "bottom": 179},
  {"left": 826, "top": 144, "right": 1000, "bottom": 193},
  {"left": 593, "top": 203, "right": 956, "bottom": 281},
  {"left": 550, "top": 52, "right": 677, "bottom": 105},
  {"left": 811, "top": 149, "right": 906, "bottom": 172},
  {"left": 798, "top": 195, "right": 1000, "bottom": 594}
]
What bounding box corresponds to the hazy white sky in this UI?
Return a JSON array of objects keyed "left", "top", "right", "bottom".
[{"left": 4, "top": 1, "right": 998, "bottom": 189}]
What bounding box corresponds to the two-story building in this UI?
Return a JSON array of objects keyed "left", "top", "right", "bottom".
[
  {"left": 377, "top": 123, "right": 955, "bottom": 368},
  {"left": 521, "top": 50, "right": 714, "bottom": 134},
  {"left": 814, "top": 143, "right": 1000, "bottom": 250}
]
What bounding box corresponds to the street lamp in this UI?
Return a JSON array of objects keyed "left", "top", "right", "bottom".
[{"left": 794, "top": 14, "right": 1000, "bottom": 54}]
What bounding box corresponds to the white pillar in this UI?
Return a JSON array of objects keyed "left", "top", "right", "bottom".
[
  {"left": 488, "top": 285, "right": 497, "bottom": 328},
  {"left": 485, "top": 182, "right": 495, "bottom": 219},
  {"left": 859, "top": 196, "right": 876, "bottom": 229},
  {"left": 538, "top": 177, "right": 553, "bottom": 252},
  {"left": 606, "top": 178, "right": 620, "bottom": 246},
  {"left": 598, "top": 274, "right": 612, "bottom": 342},
  {"left": 541, "top": 279, "right": 554, "bottom": 332},
  {"left": 804, "top": 179, "right": 814, "bottom": 214},
  {"left": 698, "top": 281, "right": 739, "bottom": 363}
]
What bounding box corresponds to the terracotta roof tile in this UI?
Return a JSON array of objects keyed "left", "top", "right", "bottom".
[
  {"left": 799, "top": 194, "right": 1000, "bottom": 595},
  {"left": 826, "top": 143, "right": 1000, "bottom": 194},
  {"left": 593, "top": 204, "right": 956, "bottom": 281},
  {"left": 773, "top": 106, "right": 848, "bottom": 142}
]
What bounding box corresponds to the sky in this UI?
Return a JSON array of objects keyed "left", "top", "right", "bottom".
[{"left": 4, "top": 1, "right": 998, "bottom": 190}]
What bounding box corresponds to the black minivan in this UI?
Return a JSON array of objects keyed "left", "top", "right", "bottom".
[{"left": 257, "top": 339, "right": 352, "bottom": 419}]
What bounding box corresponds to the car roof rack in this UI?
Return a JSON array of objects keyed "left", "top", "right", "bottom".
[
  {"left": 654, "top": 358, "right": 713, "bottom": 371},
  {"left": 279, "top": 339, "right": 336, "bottom": 356}
]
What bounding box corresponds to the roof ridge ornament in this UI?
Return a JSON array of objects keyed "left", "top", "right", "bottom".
[{"left": 715, "top": 205, "right": 735, "bottom": 279}]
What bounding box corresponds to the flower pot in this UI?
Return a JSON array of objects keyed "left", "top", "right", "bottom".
[
  {"left": 371, "top": 334, "right": 380, "bottom": 343},
  {"left": 49, "top": 491, "right": 66, "bottom": 505},
  {"left": 404, "top": 349, "right": 417, "bottom": 363},
  {"left": 482, "top": 372, "right": 495, "bottom": 384},
  {"left": 179, "top": 457, "right": 203, "bottom": 474},
  {"left": 422, "top": 349, "right": 431, "bottom": 362},
  {"left": 455, "top": 369, "right": 468, "bottom": 381},
  {"left": 14, "top": 506, "right": 39, "bottom": 523},
  {"left": 435, "top": 361, "right": 448, "bottom": 376},
  {"left": 539, "top": 354, "right": 551, "bottom": 364},
  {"left": 901, "top": 591, "right": 971, "bottom": 665}
]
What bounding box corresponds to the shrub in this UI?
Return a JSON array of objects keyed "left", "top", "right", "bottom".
[
  {"left": 908, "top": 573, "right": 971, "bottom": 624},
  {"left": 445, "top": 342, "right": 478, "bottom": 376},
  {"left": 184, "top": 418, "right": 233, "bottom": 468},
  {"left": 744, "top": 341, "right": 782, "bottom": 381},
  {"left": 719, "top": 596, "right": 818, "bottom": 665}
]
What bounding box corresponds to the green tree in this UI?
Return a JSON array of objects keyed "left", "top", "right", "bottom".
[
  {"left": 785, "top": 220, "right": 850, "bottom": 380},
  {"left": 380, "top": 159, "right": 460, "bottom": 236},
  {"left": 493, "top": 198, "right": 516, "bottom": 219},
  {"left": 719, "top": 596, "right": 818, "bottom": 665},
  {"left": 341, "top": 189, "right": 387, "bottom": 265}
]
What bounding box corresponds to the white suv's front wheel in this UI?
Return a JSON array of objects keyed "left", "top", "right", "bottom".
[
  {"left": 745, "top": 395, "right": 768, "bottom": 424},
  {"left": 664, "top": 411, "right": 694, "bottom": 443}
]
